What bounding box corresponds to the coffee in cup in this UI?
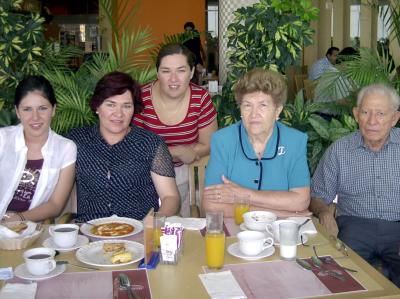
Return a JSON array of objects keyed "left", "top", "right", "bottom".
[
  {"left": 23, "top": 247, "right": 56, "bottom": 276},
  {"left": 237, "top": 231, "right": 274, "bottom": 256},
  {"left": 49, "top": 224, "right": 79, "bottom": 248}
]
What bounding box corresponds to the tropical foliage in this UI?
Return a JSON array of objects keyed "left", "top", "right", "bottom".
[
  {"left": 281, "top": 92, "right": 358, "bottom": 173},
  {"left": 214, "top": 0, "right": 319, "bottom": 128},
  {"left": 40, "top": 0, "right": 157, "bottom": 134},
  {"left": 0, "top": 0, "right": 46, "bottom": 125}
]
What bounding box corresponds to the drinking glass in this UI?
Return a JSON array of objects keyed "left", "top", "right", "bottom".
[
  {"left": 153, "top": 212, "right": 166, "bottom": 250},
  {"left": 279, "top": 221, "right": 298, "bottom": 261},
  {"left": 234, "top": 194, "right": 250, "bottom": 225},
  {"left": 205, "top": 211, "right": 225, "bottom": 269}
]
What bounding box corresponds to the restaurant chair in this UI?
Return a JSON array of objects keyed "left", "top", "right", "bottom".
[
  {"left": 188, "top": 155, "right": 209, "bottom": 218},
  {"left": 303, "top": 79, "right": 316, "bottom": 101},
  {"left": 57, "top": 184, "right": 77, "bottom": 224},
  {"left": 294, "top": 74, "right": 306, "bottom": 94}
]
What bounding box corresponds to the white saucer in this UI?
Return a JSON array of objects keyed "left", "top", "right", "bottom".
[
  {"left": 42, "top": 235, "right": 89, "bottom": 252},
  {"left": 14, "top": 263, "right": 66, "bottom": 281},
  {"left": 239, "top": 223, "right": 248, "bottom": 231},
  {"left": 227, "top": 242, "right": 275, "bottom": 261}
]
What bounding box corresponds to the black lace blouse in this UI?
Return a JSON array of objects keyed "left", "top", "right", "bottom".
[{"left": 68, "top": 125, "right": 175, "bottom": 221}]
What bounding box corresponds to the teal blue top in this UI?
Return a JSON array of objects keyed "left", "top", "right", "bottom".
[{"left": 205, "top": 121, "right": 310, "bottom": 190}]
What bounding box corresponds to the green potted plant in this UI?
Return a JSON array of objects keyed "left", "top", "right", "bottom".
[{"left": 213, "top": 0, "right": 319, "bottom": 128}]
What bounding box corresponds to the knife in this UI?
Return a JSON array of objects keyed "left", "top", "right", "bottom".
[{"left": 56, "top": 260, "right": 99, "bottom": 271}]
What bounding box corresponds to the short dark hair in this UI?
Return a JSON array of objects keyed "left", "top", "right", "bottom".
[
  {"left": 14, "top": 75, "right": 57, "bottom": 108},
  {"left": 89, "top": 71, "right": 143, "bottom": 114},
  {"left": 326, "top": 47, "right": 339, "bottom": 56},
  {"left": 184, "top": 21, "right": 195, "bottom": 30},
  {"left": 156, "top": 43, "right": 195, "bottom": 71}
]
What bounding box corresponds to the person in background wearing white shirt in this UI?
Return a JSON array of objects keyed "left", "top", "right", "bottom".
[
  {"left": 0, "top": 76, "right": 76, "bottom": 222},
  {"left": 309, "top": 47, "right": 339, "bottom": 81}
]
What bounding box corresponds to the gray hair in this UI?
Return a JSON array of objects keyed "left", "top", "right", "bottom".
[{"left": 357, "top": 83, "right": 400, "bottom": 111}]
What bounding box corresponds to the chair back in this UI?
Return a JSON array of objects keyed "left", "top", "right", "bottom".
[
  {"left": 294, "top": 74, "right": 307, "bottom": 95},
  {"left": 188, "top": 155, "right": 209, "bottom": 218},
  {"left": 303, "top": 79, "right": 316, "bottom": 101}
]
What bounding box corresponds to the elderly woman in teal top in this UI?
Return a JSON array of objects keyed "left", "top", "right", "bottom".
[{"left": 203, "top": 68, "right": 311, "bottom": 217}]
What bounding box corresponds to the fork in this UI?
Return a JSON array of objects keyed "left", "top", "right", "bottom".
[{"left": 119, "top": 273, "right": 141, "bottom": 299}]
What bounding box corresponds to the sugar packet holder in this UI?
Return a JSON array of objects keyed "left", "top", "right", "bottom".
[{"left": 160, "top": 223, "right": 184, "bottom": 265}]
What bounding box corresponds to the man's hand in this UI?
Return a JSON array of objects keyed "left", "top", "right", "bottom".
[{"left": 318, "top": 210, "right": 338, "bottom": 236}]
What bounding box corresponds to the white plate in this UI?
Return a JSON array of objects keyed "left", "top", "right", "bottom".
[
  {"left": 42, "top": 235, "right": 89, "bottom": 252},
  {"left": 14, "top": 263, "right": 66, "bottom": 281},
  {"left": 80, "top": 216, "right": 143, "bottom": 239},
  {"left": 228, "top": 242, "right": 275, "bottom": 261},
  {"left": 76, "top": 240, "right": 144, "bottom": 267}
]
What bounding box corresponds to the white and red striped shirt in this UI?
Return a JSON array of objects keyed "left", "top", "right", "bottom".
[{"left": 133, "top": 81, "right": 217, "bottom": 166}]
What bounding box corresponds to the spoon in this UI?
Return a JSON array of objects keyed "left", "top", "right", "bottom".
[
  {"left": 296, "top": 258, "right": 346, "bottom": 281},
  {"left": 313, "top": 246, "right": 357, "bottom": 273}
]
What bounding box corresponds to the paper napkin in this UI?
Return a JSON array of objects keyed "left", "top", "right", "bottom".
[
  {"left": 0, "top": 283, "right": 37, "bottom": 299},
  {"left": 0, "top": 222, "right": 37, "bottom": 239},
  {"left": 287, "top": 217, "right": 317, "bottom": 234},
  {"left": 199, "top": 271, "right": 247, "bottom": 299},
  {"left": 166, "top": 216, "right": 206, "bottom": 230}
]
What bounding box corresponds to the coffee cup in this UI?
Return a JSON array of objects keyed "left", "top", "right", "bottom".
[
  {"left": 267, "top": 220, "right": 298, "bottom": 243},
  {"left": 23, "top": 247, "right": 56, "bottom": 276},
  {"left": 49, "top": 224, "right": 79, "bottom": 248},
  {"left": 237, "top": 231, "right": 274, "bottom": 256}
]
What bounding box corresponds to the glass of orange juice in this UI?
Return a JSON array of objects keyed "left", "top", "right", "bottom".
[
  {"left": 153, "top": 212, "right": 165, "bottom": 250},
  {"left": 234, "top": 194, "right": 250, "bottom": 225},
  {"left": 205, "top": 211, "right": 225, "bottom": 269}
]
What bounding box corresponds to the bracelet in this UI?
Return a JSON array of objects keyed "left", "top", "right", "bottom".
[{"left": 17, "top": 212, "right": 25, "bottom": 222}]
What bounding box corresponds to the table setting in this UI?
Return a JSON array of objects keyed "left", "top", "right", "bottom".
[{"left": 0, "top": 209, "right": 399, "bottom": 299}]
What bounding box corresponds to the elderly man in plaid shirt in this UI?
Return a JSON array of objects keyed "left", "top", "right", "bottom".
[{"left": 310, "top": 83, "right": 400, "bottom": 287}]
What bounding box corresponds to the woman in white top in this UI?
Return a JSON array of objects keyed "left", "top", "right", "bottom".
[{"left": 0, "top": 75, "right": 76, "bottom": 222}]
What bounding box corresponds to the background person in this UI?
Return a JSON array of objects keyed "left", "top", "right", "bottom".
[
  {"left": 0, "top": 75, "right": 76, "bottom": 222},
  {"left": 310, "top": 83, "right": 400, "bottom": 287},
  {"left": 203, "top": 68, "right": 310, "bottom": 217},
  {"left": 183, "top": 22, "right": 206, "bottom": 72},
  {"left": 68, "top": 71, "right": 180, "bottom": 222},
  {"left": 133, "top": 44, "right": 217, "bottom": 217},
  {"left": 309, "top": 46, "right": 339, "bottom": 81}
]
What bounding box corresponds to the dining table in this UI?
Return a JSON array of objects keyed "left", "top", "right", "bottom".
[{"left": 0, "top": 217, "right": 399, "bottom": 299}]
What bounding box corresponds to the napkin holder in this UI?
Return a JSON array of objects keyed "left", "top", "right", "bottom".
[{"left": 159, "top": 228, "right": 184, "bottom": 265}]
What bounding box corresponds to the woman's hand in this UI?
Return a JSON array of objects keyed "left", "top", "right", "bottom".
[
  {"left": 169, "top": 145, "right": 199, "bottom": 164},
  {"left": 203, "top": 175, "right": 248, "bottom": 204}
]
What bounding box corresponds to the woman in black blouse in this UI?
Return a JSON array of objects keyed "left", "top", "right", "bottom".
[{"left": 68, "top": 72, "right": 180, "bottom": 221}]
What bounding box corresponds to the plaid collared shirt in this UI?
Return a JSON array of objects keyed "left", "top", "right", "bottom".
[{"left": 311, "top": 128, "right": 400, "bottom": 221}]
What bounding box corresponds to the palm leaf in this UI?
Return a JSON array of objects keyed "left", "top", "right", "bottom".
[
  {"left": 379, "top": 2, "right": 400, "bottom": 47},
  {"left": 41, "top": 68, "right": 96, "bottom": 134},
  {"left": 99, "top": 0, "right": 142, "bottom": 39}
]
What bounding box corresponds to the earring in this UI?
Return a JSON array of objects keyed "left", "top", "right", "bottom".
[{"left": 96, "top": 111, "right": 99, "bottom": 114}]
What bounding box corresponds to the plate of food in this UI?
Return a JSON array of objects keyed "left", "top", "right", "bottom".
[
  {"left": 76, "top": 240, "right": 144, "bottom": 267},
  {"left": 80, "top": 216, "right": 143, "bottom": 239}
]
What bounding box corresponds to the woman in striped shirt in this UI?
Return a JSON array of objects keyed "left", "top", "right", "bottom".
[{"left": 133, "top": 44, "right": 218, "bottom": 217}]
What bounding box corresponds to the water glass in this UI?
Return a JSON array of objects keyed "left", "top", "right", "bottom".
[
  {"left": 234, "top": 194, "right": 250, "bottom": 225},
  {"left": 279, "top": 221, "right": 298, "bottom": 261},
  {"left": 205, "top": 211, "right": 225, "bottom": 269},
  {"left": 153, "top": 212, "right": 166, "bottom": 250}
]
